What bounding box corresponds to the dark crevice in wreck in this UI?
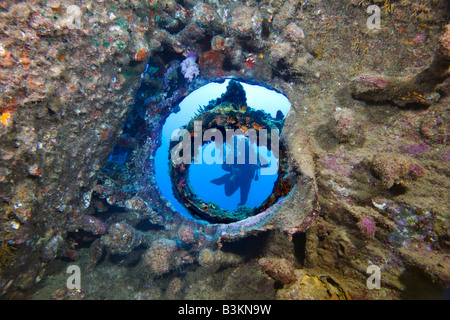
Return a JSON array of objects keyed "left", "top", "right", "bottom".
[
  {"left": 196, "top": 34, "right": 213, "bottom": 52},
  {"left": 108, "top": 246, "right": 145, "bottom": 268},
  {"left": 389, "top": 184, "right": 408, "bottom": 196},
  {"left": 222, "top": 56, "right": 240, "bottom": 72},
  {"left": 220, "top": 232, "right": 271, "bottom": 260},
  {"left": 66, "top": 231, "right": 101, "bottom": 249},
  {"left": 399, "top": 267, "right": 449, "bottom": 300},
  {"left": 261, "top": 19, "right": 271, "bottom": 40},
  {"left": 154, "top": 45, "right": 185, "bottom": 65},
  {"left": 292, "top": 232, "right": 307, "bottom": 268},
  {"left": 166, "top": 21, "right": 187, "bottom": 35},
  {"left": 135, "top": 219, "right": 165, "bottom": 232},
  {"left": 272, "top": 59, "right": 301, "bottom": 82}
]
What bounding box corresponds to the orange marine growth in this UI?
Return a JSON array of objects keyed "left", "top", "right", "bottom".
[
  {"left": 0, "top": 112, "right": 11, "bottom": 126},
  {"left": 135, "top": 48, "right": 149, "bottom": 62},
  {"left": 252, "top": 122, "right": 263, "bottom": 130}
]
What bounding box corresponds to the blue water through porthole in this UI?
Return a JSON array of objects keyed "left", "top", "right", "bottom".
[
  {"left": 154, "top": 79, "right": 291, "bottom": 222},
  {"left": 188, "top": 139, "right": 278, "bottom": 211}
]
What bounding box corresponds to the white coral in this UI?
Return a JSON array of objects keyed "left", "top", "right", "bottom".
[{"left": 180, "top": 56, "right": 200, "bottom": 83}]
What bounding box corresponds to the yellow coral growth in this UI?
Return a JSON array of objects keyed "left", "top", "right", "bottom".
[
  {"left": 0, "top": 112, "right": 11, "bottom": 126},
  {"left": 0, "top": 237, "right": 16, "bottom": 270}
]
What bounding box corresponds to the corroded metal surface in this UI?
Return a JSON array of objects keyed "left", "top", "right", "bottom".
[{"left": 0, "top": 0, "right": 448, "bottom": 299}]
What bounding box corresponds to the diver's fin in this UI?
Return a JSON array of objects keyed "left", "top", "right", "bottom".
[
  {"left": 210, "top": 174, "right": 230, "bottom": 185},
  {"left": 212, "top": 173, "right": 239, "bottom": 197}
]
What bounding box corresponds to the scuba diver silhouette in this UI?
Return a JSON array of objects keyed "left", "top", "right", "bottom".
[{"left": 210, "top": 137, "right": 269, "bottom": 207}]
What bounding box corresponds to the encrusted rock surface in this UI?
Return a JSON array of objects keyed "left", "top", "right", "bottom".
[
  {"left": 370, "top": 153, "right": 426, "bottom": 189},
  {"left": 0, "top": 0, "right": 448, "bottom": 300},
  {"left": 258, "top": 257, "right": 297, "bottom": 285}
]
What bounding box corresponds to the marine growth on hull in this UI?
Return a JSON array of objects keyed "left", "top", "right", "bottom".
[{"left": 1, "top": 0, "right": 450, "bottom": 300}]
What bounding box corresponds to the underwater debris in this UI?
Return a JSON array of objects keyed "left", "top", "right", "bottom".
[
  {"left": 197, "top": 248, "right": 215, "bottom": 267},
  {"left": 177, "top": 225, "right": 196, "bottom": 245},
  {"left": 143, "top": 238, "right": 178, "bottom": 276},
  {"left": 100, "top": 223, "right": 142, "bottom": 255},
  {"left": 71, "top": 214, "right": 107, "bottom": 236},
  {"left": 41, "top": 234, "right": 64, "bottom": 262},
  {"left": 196, "top": 247, "right": 243, "bottom": 270},
  {"left": 258, "top": 257, "right": 296, "bottom": 285}
]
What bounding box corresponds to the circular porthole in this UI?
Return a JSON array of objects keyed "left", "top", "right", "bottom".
[
  {"left": 155, "top": 80, "right": 295, "bottom": 224},
  {"left": 101, "top": 73, "right": 318, "bottom": 238}
]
